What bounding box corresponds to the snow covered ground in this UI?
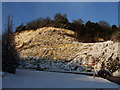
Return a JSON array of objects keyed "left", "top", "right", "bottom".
[
  {"left": 0, "top": 76, "right": 1, "bottom": 89},
  {"left": 2, "top": 69, "right": 119, "bottom": 88}
]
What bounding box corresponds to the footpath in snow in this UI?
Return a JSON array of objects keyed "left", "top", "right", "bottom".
[{"left": 2, "top": 69, "right": 119, "bottom": 88}]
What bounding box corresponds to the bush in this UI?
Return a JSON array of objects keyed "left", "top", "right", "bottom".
[
  {"left": 26, "top": 17, "right": 52, "bottom": 30},
  {"left": 16, "top": 23, "right": 27, "bottom": 32},
  {"left": 52, "top": 13, "right": 70, "bottom": 29}
]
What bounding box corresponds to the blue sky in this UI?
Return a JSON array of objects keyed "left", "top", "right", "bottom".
[{"left": 2, "top": 2, "right": 118, "bottom": 31}]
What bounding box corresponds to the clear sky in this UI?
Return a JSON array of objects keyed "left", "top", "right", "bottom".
[{"left": 2, "top": 2, "right": 118, "bottom": 31}]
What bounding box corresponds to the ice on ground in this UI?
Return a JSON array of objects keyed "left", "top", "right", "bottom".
[{"left": 2, "top": 69, "right": 119, "bottom": 88}]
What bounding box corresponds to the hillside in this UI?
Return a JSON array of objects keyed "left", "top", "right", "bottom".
[{"left": 14, "top": 27, "right": 120, "bottom": 74}]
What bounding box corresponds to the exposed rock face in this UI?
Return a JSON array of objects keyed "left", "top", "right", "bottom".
[
  {"left": 14, "top": 27, "right": 120, "bottom": 73},
  {"left": 15, "top": 27, "right": 77, "bottom": 60}
]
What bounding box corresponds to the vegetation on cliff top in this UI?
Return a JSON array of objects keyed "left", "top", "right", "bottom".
[{"left": 15, "top": 13, "right": 120, "bottom": 43}]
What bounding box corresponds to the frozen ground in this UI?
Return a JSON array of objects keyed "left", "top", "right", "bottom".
[{"left": 2, "top": 69, "right": 119, "bottom": 88}]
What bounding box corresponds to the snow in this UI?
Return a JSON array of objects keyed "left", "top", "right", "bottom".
[
  {"left": 19, "top": 59, "right": 85, "bottom": 72},
  {"left": 0, "top": 72, "right": 5, "bottom": 77},
  {"left": 2, "top": 69, "right": 119, "bottom": 88},
  {"left": 113, "top": 69, "right": 120, "bottom": 77},
  {"left": 0, "top": 72, "right": 3, "bottom": 77},
  {"left": 0, "top": 72, "right": 2, "bottom": 90}
]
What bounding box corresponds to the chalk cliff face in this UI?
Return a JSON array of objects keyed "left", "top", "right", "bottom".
[{"left": 14, "top": 27, "right": 120, "bottom": 73}]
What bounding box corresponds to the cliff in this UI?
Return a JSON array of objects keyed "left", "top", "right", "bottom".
[{"left": 14, "top": 27, "right": 120, "bottom": 74}]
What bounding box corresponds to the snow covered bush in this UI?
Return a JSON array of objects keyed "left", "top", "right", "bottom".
[{"left": 19, "top": 57, "right": 85, "bottom": 72}]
